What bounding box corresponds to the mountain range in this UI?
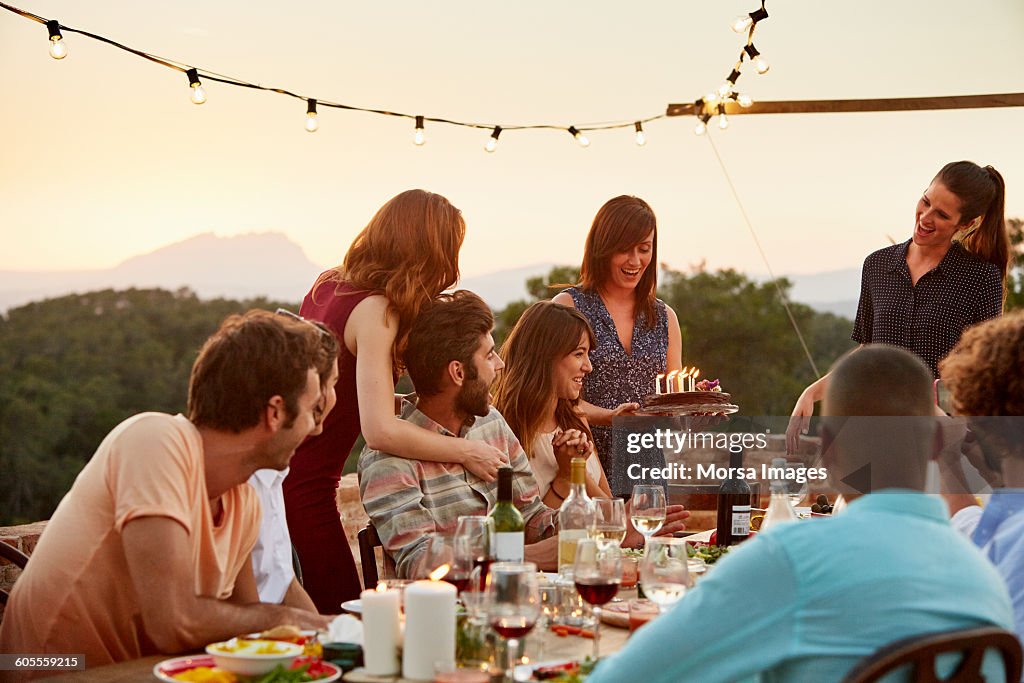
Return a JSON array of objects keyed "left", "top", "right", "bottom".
[{"left": 0, "top": 232, "right": 859, "bottom": 317}]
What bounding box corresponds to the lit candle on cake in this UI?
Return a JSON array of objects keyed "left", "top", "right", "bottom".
[
  {"left": 677, "top": 368, "right": 690, "bottom": 393},
  {"left": 690, "top": 368, "right": 700, "bottom": 392},
  {"left": 402, "top": 565, "right": 457, "bottom": 680},
  {"left": 361, "top": 582, "right": 401, "bottom": 675},
  {"left": 655, "top": 373, "right": 665, "bottom": 395}
]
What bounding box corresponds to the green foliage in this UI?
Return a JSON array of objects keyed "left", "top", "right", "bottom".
[
  {"left": 493, "top": 266, "right": 580, "bottom": 345},
  {"left": 0, "top": 288, "right": 297, "bottom": 525},
  {"left": 1005, "top": 217, "right": 1024, "bottom": 311}
]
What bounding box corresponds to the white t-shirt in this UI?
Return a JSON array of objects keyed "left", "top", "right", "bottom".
[
  {"left": 249, "top": 467, "right": 295, "bottom": 604},
  {"left": 528, "top": 430, "right": 604, "bottom": 498}
]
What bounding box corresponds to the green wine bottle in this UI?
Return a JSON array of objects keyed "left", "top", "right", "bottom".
[{"left": 488, "top": 466, "right": 525, "bottom": 562}]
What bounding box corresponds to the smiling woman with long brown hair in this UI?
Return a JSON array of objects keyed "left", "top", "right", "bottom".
[
  {"left": 284, "top": 189, "right": 505, "bottom": 613},
  {"left": 492, "top": 301, "right": 610, "bottom": 508}
]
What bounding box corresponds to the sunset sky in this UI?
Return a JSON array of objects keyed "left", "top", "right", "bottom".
[{"left": 1, "top": 0, "right": 1022, "bottom": 280}]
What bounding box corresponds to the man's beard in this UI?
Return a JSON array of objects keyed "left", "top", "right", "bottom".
[{"left": 455, "top": 376, "right": 490, "bottom": 418}]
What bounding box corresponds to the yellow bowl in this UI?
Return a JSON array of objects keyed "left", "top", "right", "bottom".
[{"left": 205, "top": 639, "right": 303, "bottom": 676}]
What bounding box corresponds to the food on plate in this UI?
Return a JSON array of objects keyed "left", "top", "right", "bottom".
[
  {"left": 259, "top": 625, "right": 304, "bottom": 641},
  {"left": 686, "top": 543, "right": 732, "bottom": 565},
  {"left": 812, "top": 494, "right": 834, "bottom": 514},
  {"left": 171, "top": 668, "right": 238, "bottom": 683},
  {"left": 532, "top": 657, "right": 597, "bottom": 682},
  {"left": 208, "top": 639, "right": 298, "bottom": 656}
]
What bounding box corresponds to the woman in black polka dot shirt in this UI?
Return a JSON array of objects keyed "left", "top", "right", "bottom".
[{"left": 787, "top": 161, "right": 1011, "bottom": 453}]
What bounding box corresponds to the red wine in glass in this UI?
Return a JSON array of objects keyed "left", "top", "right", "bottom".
[
  {"left": 575, "top": 577, "right": 620, "bottom": 606},
  {"left": 473, "top": 556, "right": 492, "bottom": 591},
  {"left": 491, "top": 616, "right": 536, "bottom": 639},
  {"left": 444, "top": 574, "right": 471, "bottom": 592}
]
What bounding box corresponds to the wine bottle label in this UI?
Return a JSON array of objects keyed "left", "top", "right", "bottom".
[
  {"left": 731, "top": 505, "right": 751, "bottom": 536},
  {"left": 494, "top": 531, "right": 525, "bottom": 562}
]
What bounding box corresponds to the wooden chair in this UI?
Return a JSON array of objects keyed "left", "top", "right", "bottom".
[
  {"left": 841, "top": 626, "right": 1023, "bottom": 683},
  {"left": 0, "top": 542, "right": 31, "bottom": 604},
  {"left": 357, "top": 523, "right": 396, "bottom": 590}
]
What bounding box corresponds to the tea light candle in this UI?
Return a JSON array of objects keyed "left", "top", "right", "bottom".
[
  {"left": 402, "top": 576, "right": 457, "bottom": 680},
  {"left": 361, "top": 582, "right": 401, "bottom": 675}
]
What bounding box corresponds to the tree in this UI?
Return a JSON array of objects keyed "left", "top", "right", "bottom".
[{"left": 1005, "top": 217, "right": 1023, "bottom": 311}]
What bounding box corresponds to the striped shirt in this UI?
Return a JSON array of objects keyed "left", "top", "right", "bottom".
[{"left": 358, "top": 402, "right": 557, "bottom": 579}]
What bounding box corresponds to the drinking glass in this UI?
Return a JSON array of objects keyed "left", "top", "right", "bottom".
[
  {"left": 573, "top": 539, "right": 622, "bottom": 659},
  {"left": 422, "top": 533, "right": 472, "bottom": 592},
  {"left": 638, "top": 537, "right": 691, "bottom": 613},
  {"left": 786, "top": 461, "right": 808, "bottom": 509},
  {"left": 630, "top": 485, "right": 667, "bottom": 547},
  {"left": 455, "top": 516, "right": 494, "bottom": 592},
  {"left": 486, "top": 562, "right": 541, "bottom": 683},
  {"left": 590, "top": 497, "right": 627, "bottom": 549}
]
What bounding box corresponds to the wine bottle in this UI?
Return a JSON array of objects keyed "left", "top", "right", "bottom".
[
  {"left": 761, "top": 457, "right": 797, "bottom": 530},
  {"left": 715, "top": 449, "right": 751, "bottom": 547},
  {"left": 557, "top": 458, "right": 595, "bottom": 574},
  {"left": 488, "top": 466, "right": 525, "bottom": 562}
]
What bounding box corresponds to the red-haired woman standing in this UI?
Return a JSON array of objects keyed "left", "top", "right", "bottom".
[{"left": 286, "top": 190, "right": 505, "bottom": 612}]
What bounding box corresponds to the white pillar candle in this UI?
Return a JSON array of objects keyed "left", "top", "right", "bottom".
[
  {"left": 361, "top": 584, "right": 401, "bottom": 676},
  {"left": 402, "top": 579, "right": 456, "bottom": 680}
]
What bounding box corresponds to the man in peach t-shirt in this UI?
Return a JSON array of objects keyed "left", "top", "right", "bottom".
[{"left": 0, "top": 310, "right": 335, "bottom": 672}]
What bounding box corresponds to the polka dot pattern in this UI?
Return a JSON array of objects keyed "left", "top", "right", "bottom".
[{"left": 852, "top": 240, "right": 1003, "bottom": 378}]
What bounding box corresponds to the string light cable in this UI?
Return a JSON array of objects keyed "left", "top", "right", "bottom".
[{"left": 0, "top": 1, "right": 770, "bottom": 146}]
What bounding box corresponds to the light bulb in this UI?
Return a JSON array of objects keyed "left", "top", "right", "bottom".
[
  {"left": 634, "top": 122, "right": 646, "bottom": 146},
  {"left": 737, "top": 93, "right": 754, "bottom": 108},
  {"left": 568, "top": 126, "right": 590, "bottom": 147},
  {"left": 694, "top": 120, "right": 707, "bottom": 136},
  {"left": 46, "top": 21, "right": 67, "bottom": 60},
  {"left": 414, "top": 115, "right": 425, "bottom": 146},
  {"left": 718, "top": 82, "right": 733, "bottom": 98},
  {"left": 704, "top": 92, "right": 719, "bottom": 105},
  {"left": 484, "top": 126, "right": 502, "bottom": 153},
  {"left": 190, "top": 85, "right": 206, "bottom": 105},
  {"left": 305, "top": 114, "right": 319, "bottom": 133},
  {"left": 732, "top": 14, "right": 753, "bottom": 33},
  {"left": 718, "top": 113, "right": 729, "bottom": 130},
  {"left": 48, "top": 38, "right": 67, "bottom": 60},
  {"left": 755, "top": 56, "right": 770, "bottom": 74}
]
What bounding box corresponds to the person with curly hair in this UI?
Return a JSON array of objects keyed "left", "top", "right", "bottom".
[{"left": 939, "top": 310, "right": 1024, "bottom": 646}]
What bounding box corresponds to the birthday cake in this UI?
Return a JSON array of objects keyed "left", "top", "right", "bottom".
[{"left": 639, "top": 378, "right": 738, "bottom": 415}]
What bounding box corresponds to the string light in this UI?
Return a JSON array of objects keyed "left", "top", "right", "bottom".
[
  {"left": 736, "top": 93, "right": 754, "bottom": 108},
  {"left": 744, "top": 44, "right": 770, "bottom": 74},
  {"left": 1, "top": 2, "right": 773, "bottom": 145},
  {"left": 185, "top": 68, "right": 206, "bottom": 105},
  {"left": 718, "top": 67, "right": 741, "bottom": 97},
  {"left": 731, "top": 7, "right": 768, "bottom": 33},
  {"left": 484, "top": 126, "right": 501, "bottom": 152},
  {"left": 694, "top": 112, "right": 711, "bottom": 136},
  {"left": 45, "top": 19, "right": 65, "bottom": 59},
  {"left": 413, "top": 115, "right": 425, "bottom": 146},
  {"left": 305, "top": 99, "right": 318, "bottom": 132},
  {"left": 717, "top": 103, "right": 729, "bottom": 130},
  {"left": 567, "top": 126, "right": 590, "bottom": 147}
]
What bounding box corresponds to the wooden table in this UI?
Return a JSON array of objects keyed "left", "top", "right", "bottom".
[{"left": 38, "top": 622, "right": 634, "bottom": 682}]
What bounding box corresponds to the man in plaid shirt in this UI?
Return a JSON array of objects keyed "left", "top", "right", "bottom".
[{"left": 358, "top": 291, "right": 558, "bottom": 578}]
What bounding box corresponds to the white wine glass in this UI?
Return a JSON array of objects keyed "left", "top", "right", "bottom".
[
  {"left": 639, "top": 537, "right": 691, "bottom": 613},
  {"left": 590, "top": 497, "right": 627, "bottom": 549},
  {"left": 630, "top": 484, "right": 667, "bottom": 547},
  {"left": 486, "top": 562, "right": 540, "bottom": 682}
]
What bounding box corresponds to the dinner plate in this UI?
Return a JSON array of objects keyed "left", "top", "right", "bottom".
[
  {"left": 244, "top": 629, "right": 319, "bottom": 640},
  {"left": 634, "top": 403, "right": 739, "bottom": 416},
  {"left": 340, "top": 598, "right": 362, "bottom": 615},
  {"left": 153, "top": 654, "right": 341, "bottom": 682}
]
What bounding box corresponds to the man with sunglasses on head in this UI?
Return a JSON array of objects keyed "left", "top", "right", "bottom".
[{"left": 0, "top": 310, "right": 336, "bottom": 673}]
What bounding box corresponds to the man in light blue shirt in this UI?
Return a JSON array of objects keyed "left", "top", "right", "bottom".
[
  {"left": 588, "top": 346, "right": 1014, "bottom": 683},
  {"left": 940, "top": 311, "right": 1024, "bottom": 650}
]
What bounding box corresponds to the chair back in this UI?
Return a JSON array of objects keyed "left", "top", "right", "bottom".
[
  {"left": 841, "top": 626, "right": 1023, "bottom": 683},
  {"left": 0, "top": 542, "right": 31, "bottom": 605},
  {"left": 357, "top": 523, "right": 396, "bottom": 590}
]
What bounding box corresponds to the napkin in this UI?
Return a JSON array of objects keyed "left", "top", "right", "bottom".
[{"left": 325, "top": 614, "right": 364, "bottom": 645}]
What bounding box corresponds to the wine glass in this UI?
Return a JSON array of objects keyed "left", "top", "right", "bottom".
[
  {"left": 573, "top": 539, "right": 622, "bottom": 659},
  {"left": 630, "top": 485, "right": 667, "bottom": 547},
  {"left": 422, "top": 533, "right": 472, "bottom": 592},
  {"left": 590, "top": 497, "right": 627, "bottom": 550},
  {"left": 486, "top": 562, "right": 541, "bottom": 683},
  {"left": 638, "top": 537, "right": 691, "bottom": 613},
  {"left": 456, "top": 515, "right": 494, "bottom": 592}
]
